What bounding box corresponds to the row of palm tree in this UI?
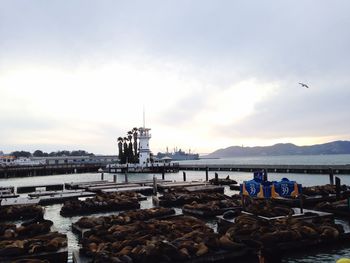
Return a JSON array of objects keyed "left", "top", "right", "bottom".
[{"left": 118, "top": 127, "right": 139, "bottom": 164}]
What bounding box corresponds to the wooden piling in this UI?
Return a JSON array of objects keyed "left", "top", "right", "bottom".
[
  {"left": 113, "top": 174, "right": 117, "bottom": 183},
  {"left": 124, "top": 172, "right": 128, "bottom": 183},
  {"left": 329, "top": 168, "right": 334, "bottom": 185},
  {"left": 299, "top": 194, "right": 304, "bottom": 214},
  {"left": 335, "top": 177, "right": 341, "bottom": 200},
  {"left": 183, "top": 171, "right": 186, "bottom": 182},
  {"left": 205, "top": 166, "right": 209, "bottom": 182},
  {"left": 125, "top": 164, "right": 129, "bottom": 183},
  {"left": 153, "top": 175, "right": 157, "bottom": 195}
]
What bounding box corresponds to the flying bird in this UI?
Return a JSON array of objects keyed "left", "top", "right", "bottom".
[{"left": 299, "top": 82, "right": 309, "bottom": 88}]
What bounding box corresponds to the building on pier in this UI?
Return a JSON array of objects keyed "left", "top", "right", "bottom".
[{"left": 138, "top": 127, "right": 151, "bottom": 166}]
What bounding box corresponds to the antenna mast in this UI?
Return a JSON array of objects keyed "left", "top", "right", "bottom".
[{"left": 143, "top": 106, "right": 145, "bottom": 128}]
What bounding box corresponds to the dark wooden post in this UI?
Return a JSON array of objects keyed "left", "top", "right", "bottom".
[
  {"left": 336, "top": 177, "right": 341, "bottom": 200},
  {"left": 299, "top": 194, "right": 304, "bottom": 214},
  {"left": 241, "top": 194, "right": 246, "bottom": 211},
  {"left": 153, "top": 175, "right": 157, "bottom": 195},
  {"left": 183, "top": 171, "right": 186, "bottom": 182},
  {"left": 329, "top": 168, "right": 334, "bottom": 185},
  {"left": 124, "top": 164, "right": 129, "bottom": 183},
  {"left": 215, "top": 172, "right": 218, "bottom": 183},
  {"left": 113, "top": 174, "right": 117, "bottom": 183},
  {"left": 205, "top": 166, "right": 209, "bottom": 182},
  {"left": 162, "top": 164, "right": 165, "bottom": 180}
]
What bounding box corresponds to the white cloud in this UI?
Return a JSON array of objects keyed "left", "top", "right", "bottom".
[{"left": 1, "top": 1, "right": 350, "bottom": 154}]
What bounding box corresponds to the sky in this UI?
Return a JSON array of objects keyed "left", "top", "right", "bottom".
[{"left": 0, "top": 0, "right": 350, "bottom": 155}]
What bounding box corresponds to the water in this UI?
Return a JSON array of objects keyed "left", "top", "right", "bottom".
[
  {"left": 183, "top": 154, "right": 350, "bottom": 165},
  {"left": 1, "top": 154, "right": 350, "bottom": 262}
]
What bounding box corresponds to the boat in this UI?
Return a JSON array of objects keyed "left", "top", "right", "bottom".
[{"left": 156, "top": 149, "right": 199, "bottom": 161}]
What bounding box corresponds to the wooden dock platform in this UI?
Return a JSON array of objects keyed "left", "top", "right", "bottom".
[
  {"left": 0, "top": 247, "right": 68, "bottom": 263},
  {"left": 37, "top": 191, "right": 96, "bottom": 205},
  {"left": 65, "top": 180, "right": 110, "bottom": 189},
  {"left": 28, "top": 189, "right": 85, "bottom": 197},
  {"left": 102, "top": 186, "right": 153, "bottom": 195},
  {"left": 0, "top": 197, "right": 40, "bottom": 206},
  {"left": 217, "top": 208, "right": 333, "bottom": 234},
  {"left": 86, "top": 183, "right": 141, "bottom": 191},
  {"left": 17, "top": 183, "right": 64, "bottom": 193},
  {"left": 184, "top": 185, "right": 225, "bottom": 193},
  {"left": 157, "top": 181, "right": 207, "bottom": 192}
]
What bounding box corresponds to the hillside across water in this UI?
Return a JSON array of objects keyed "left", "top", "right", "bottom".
[{"left": 205, "top": 140, "right": 350, "bottom": 158}]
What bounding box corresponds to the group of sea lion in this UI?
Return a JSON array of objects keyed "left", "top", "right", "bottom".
[
  {"left": 302, "top": 184, "right": 349, "bottom": 196},
  {"left": 158, "top": 192, "right": 230, "bottom": 206},
  {"left": 75, "top": 207, "right": 176, "bottom": 229},
  {"left": 80, "top": 215, "right": 246, "bottom": 262},
  {"left": 244, "top": 199, "right": 294, "bottom": 217},
  {"left": 183, "top": 199, "right": 241, "bottom": 213},
  {"left": 209, "top": 176, "right": 238, "bottom": 186},
  {"left": 316, "top": 198, "right": 349, "bottom": 211},
  {"left": 0, "top": 205, "right": 43, "bottom": 221},
  {"left": 223, "top": 213, "right": 343, "bottom": 248},
  {"left": 0, "top": 219, "right": 67, "bottom": 259},
  {"left": 60, "top": 192, "right": 141, "bottom": 217}
]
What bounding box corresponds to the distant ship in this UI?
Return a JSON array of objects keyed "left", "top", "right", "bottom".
[{"left": 156, "top": 148, "right": 199, "bottom": 161}]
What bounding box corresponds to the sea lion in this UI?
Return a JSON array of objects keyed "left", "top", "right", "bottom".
[
  {"left": 299, "top": 225, "right": 318, "bottom": 239},
  {"left": 219, "top": 235, "right": 245, "bottom": 250},
  {"left": 195, "top": 242, "right": 209, "bottom": 256}
]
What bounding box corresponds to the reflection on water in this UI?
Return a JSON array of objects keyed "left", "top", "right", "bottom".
[{"left": 1, "top": 170, "right": 350, "bottom": 262}]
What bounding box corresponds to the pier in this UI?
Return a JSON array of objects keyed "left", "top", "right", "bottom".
[
  {"left": 178, "top": 164, "right": 350, "bottom": 174},
  {"left": 0, "top": 163, "right": 103, "bottom": 178}
]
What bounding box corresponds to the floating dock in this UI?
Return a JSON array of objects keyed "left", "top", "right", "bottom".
[
  {"left": 0, "top": 197, "right": 40, "bottom": 206},
  {"left": 0, "top": 247, "right": 68, "bottom": 263},
  {"left": 65, "top": 180, "right": 110, "bottom": 189},
  {"left": 157, "top": 181, "right": 207, "bottom": 192},
  {"left": 216, "top": 208, "right": 334, "bottom": 234},
  {"left": 86, "top": 183, "right": 141, "bottom": 192},
  {"left": 184, "top": 185, "right": 225, "bottom": 193},
  {"left": 102, "top": 186, "right": 153, "bottom": 195},
  {"left": 182, "top": 206, "right": 241, "bottom": 218},
  {"left": 37, "top": 191, "right": 96, "bottom": 205},
  {"left": 17, "top": 183, "right": 64, "bottom": 193}
]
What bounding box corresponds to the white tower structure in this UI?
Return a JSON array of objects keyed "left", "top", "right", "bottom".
[
  {"left": 138, "top": 109, "right": 151, "bottom": 166},
  {"left": 138, "top": 127, "right": 151, "bottom": 166}
]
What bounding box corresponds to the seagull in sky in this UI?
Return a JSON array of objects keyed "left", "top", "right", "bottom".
[{"left": 299, "top": 82, "right": 309, "bottom": 88}]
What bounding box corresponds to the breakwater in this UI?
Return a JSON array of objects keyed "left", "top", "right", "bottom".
[
  {"left": 0, "top": 163, "right": 102, "bottom": 178},
  {"left": 179, "top": 164, "right": 350, "bottom": 174}
]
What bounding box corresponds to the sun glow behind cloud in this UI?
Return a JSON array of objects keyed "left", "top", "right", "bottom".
[{"left": 0, "top": 58, "right": 279, "bottom": 154}]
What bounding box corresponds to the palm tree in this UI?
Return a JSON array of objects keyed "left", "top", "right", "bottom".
[
  {"left": 127, "top": 131, "right": 133, "bottom": 163},
  {"left": 123, "top": 137, "right": 128, "bottom": 164},
  {"left": 117, "top": 137, "right": 124, "bottom": 162},
  {"left": 132, "top": 127, "right": 138, "bottom": 162}
]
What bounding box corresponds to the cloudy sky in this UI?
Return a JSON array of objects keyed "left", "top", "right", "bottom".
[{"left": 1, "top": 1, "right": 349, "bottom": 155}]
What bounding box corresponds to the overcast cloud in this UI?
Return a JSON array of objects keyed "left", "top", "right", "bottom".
[{"left": 0, "top": 0, "right": 349, "bottom": 154}]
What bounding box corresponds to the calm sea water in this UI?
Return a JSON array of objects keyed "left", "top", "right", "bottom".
[
  {"left": 1, "top": 154, "right": 350, "bottom": 262},
  {"left": 185, "top": 154, "right": 350, "bottom": 165}
]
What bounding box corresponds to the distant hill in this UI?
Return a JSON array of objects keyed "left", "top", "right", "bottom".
[{"left": 205, "top": 140, "right": 350, "bottom": 158}]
